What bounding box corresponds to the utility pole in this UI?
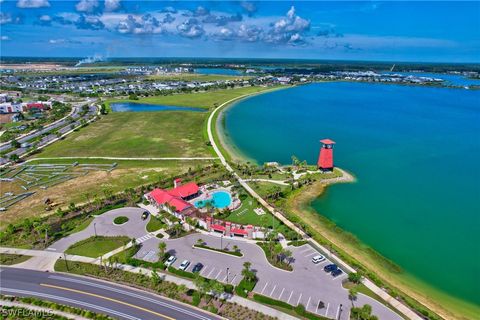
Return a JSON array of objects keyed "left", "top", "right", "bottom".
[
  {"left": 220, "top": 235, "right": 223, "bottom": 250},
  {"left": 63, "top": 252, "right": 69, "bottom": 271}
]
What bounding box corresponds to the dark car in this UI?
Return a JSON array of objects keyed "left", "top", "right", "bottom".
[
  {"left": 141, "top": 211, "right": 149, "bottom": 220},
  {"left": 192, "top": 263, "right": 204, "bottom": 273},
  {"left": 324, "top": 264, "right": 338, "bottom": 273},
  {"left": 331, "top": 268, "right": 343, "bottom": 277}
]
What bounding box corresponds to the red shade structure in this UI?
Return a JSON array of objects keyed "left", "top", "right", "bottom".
[{"left": 317, "top": 139, "right": 335, "bottom": 171}]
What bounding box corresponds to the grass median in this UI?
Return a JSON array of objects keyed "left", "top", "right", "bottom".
[{"left": 65, "top": 236, "right": 130, "bottom": 258}]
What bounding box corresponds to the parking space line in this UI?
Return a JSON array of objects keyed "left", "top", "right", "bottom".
[
  {"left": 325, "top": 303, "right": 330, "bottom": 317},
  {"left": 200, "top": 265, "right": 209, "bottom": 276},
  {"left": 230, "top": 274, "right": 237, "bottom": 284},
  {"left": 306, "top": 296, "right": 311, "bottom": 311},
  {"left": 316, "top": 299, "right": 321, "bottom": 313},
  {"left": 207, "top": 267, "right": 216, "bottom": 278},
  {"left": 278, "top": 288, "right": 285, "bottom": 300},
  {"left": 296, "top": 293, "right": 302, "bottom": 306},
  {"left": 260, "top": 282, "right": 269, "bottom": 295},
  {"left": 214, "top": 270, "right": 222, "bottom": 280},
  {"left": 305, "top": 252, "right": 317, "bottom": 257},
  {"left": 270, "top": 285, "right": 277, "bottom": 297},
  {"left": 335, "top": 305, "right": 341, "bottom": 319},
  {"left": 287, "top": 291, "right": 294, "bottom": 304},
  {"left": 299, "top": 247, "right": 313, "bottom": 253}
]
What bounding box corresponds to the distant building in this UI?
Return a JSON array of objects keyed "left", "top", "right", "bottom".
[
  {"left": 0, "top": 103, "right": 24, "bottom": 113},
  {"left": 0, "top": 113, "right": 21, "bottom": 124}
]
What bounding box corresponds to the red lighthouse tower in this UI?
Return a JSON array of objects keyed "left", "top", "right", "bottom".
[{"left": 317, "top": 139, "right": 335, "bottom": 172}]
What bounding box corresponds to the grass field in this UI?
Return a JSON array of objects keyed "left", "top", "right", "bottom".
[
  {"left": 0, "top": 254, "right": 31, "bottom": 265},
  {"left": 65, "top": 236, "right": 129, "bottom": 258},
  {"left": 106, "top": 86, "right": 271, "bottom": 110},
  {"left": 36, "top": 111, "right": 210, "bottom": 158},
  {"left": 2, "top": 159, "right": 213, "bottom": 228}
]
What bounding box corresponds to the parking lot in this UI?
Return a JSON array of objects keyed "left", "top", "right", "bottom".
[{"left": 135, "top": 233, "right": 403, "bottom": 320}]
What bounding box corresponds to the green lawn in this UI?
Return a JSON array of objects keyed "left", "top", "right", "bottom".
[
  {"left": 0, "top": 253, "right": 31, "bottom": 265},
  {"left": 36, "top": 111, "right": 210, "bottom": 158},
  {"left": 65, "top": 236, "right": 130, "bottom": 258},
  {"left": 146, "top": 216, "right": 165, "bottom": 232},
  {"left": 106, "top": 86, "right": 270, "bottom": 109}
]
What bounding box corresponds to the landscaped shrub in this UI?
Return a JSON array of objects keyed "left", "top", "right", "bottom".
[
  {"left": 113, "top": 216, "right": 129, "bottom": 224},
  {"left": 167, "top": 266, "right": 195, "bottom": 279}
]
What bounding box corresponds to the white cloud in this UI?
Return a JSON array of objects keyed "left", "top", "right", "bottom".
[
  {"left": 16, "top": 0, "right": 50, "bottom": 8},
  {"left": 1, "top": 35, "right": 10, "bottom": 41},
  {"left": 0, "top": 13, "right": 12, "bottom": 24},
  {"left": 75, "top": 0, "right": 99, "bottom": 13},
  {"left": 177, "top": 18, "right": 204, "bottom": 38},
  {"left": 104, "top": 0, "right": 120, "bottom": 12}
]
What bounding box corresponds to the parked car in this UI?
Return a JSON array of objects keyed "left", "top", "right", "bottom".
[
  {"left": 141, "top": 211, "right": 149, "bottom": 220},
  {"left": 192, "top": 263, "right": 203, "bottom": 273},
  {"left": 165, "top": 255, "right": 176, "bottom": 267},
  {"left": 179, "top": 260, "right": 190, "bottom": 271},
  {"left": 331, "top": 268, "right": 343, "bottom": 277},
  {"left": 324, "top": 264, "right": 338, "bottom": 273},
  {"left": 312, "top": 255, "right": 325, "bottom": 264}
]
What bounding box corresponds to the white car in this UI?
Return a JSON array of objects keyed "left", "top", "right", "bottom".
[
  {"left": 179, "top": 260, "right": 190, "bottom": 271},
  {"left": 312, "top": 255, "right": 326, "bottom": 264},
  {"left": 165, "top": 255, "right": 177, "bottom": 267}
]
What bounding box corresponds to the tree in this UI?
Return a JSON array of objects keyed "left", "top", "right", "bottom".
[
  {"left": 350, "top": 304, "right": 378, "bottom": 320},
  {"left": 9, "top": 154, "right": 20, "bottom": 163},
  {"left": 194, "top": 273, "right": 209, "bottom": 298},
  {"left": 11, "top": 140, "right": 20, "bottom": 148},
  {"left": 196, "top": 238, "right": 204, "bottom": 246},
  {"left": 158, "top": 242, "right": 167, "bottom": 261},
  {"left": 283, "top": 249, "right": 293, "bottom": 265},
  {"left": 241, "top": 261, "right": 256, "bottom": 283},
  {"left": 348, "top": 272, "right": 363, "bottom": 284},
  {"left": 349, "top": 287, "right": 358, "bottom": 307}
]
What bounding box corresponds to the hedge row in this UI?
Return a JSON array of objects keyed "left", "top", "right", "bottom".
[
  {"left": 194, "top": 244, "right": 243, "bottom": 257},
  {"left": 252, "top": 294, "right": 329, "bottom": 320}
]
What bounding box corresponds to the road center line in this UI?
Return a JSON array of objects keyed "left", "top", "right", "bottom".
[{"left": 40, "top": 283, "right": 174, "bottom": 320}]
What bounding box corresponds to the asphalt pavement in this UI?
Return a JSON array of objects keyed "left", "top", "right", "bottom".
[{"left": 0, "top": 267, "right": 223, "bottom": 320}]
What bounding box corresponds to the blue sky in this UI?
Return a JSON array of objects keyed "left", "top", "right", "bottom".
[{"left": 0, "top": 1, "right": 479, "bottom": 62}]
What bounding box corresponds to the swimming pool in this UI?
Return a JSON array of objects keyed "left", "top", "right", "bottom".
[{"left": 194, "top": 191, "right": 232, "bottom": 209}]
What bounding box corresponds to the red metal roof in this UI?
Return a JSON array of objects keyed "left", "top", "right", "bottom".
[
  {"left": 231, "top": 228, "right": 248, "bottom": 235},
  {"left": 320, "top": 139, "right": 335, "bottom": 145},
  {"left": 211, "top": 224, "right": 226, "bottom": 232},
  {"left": 148, "top": 188, "right": 192, "bottom": 212},
  {"left": 149, "top": 189, "right": 173, "bottom": 205},
  {"left": 168, "top": 197, "right": 192, "bottom": 212},
  {"left": 168, "top": 182, "right": 199, "bottom": 198}
]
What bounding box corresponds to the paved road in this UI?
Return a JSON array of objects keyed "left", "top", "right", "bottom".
[
  {"left": 0, "top": 267, "right": 222, "bottom": 320},
  {"left": 0, "top": 100, "right": 97, "bottom": 165}
]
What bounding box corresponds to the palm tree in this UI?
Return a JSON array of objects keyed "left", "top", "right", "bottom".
[
  {"left": 158, "top": 242, "right": 167, "bottom": 261},
  {"left": 284, "top": 249, "right": 293, "bottom": 265},
  {"left": 349, "top": 288, "right": 358, "bottom": 307}
]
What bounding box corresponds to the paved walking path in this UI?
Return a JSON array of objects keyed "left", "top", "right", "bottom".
[
  {"left": 206, "top": 90, "right": 423, "bottom": 320},
  {"left": 243, "top": 178, "right": 289, "bottom": 185},
  {"left": 0, "top": 246, "right": 299, "bottom": 320}
]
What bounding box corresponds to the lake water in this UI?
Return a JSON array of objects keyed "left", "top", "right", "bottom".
[
  {"left": 194, "top": 68, "right": 243, "bottom": 75},
  {"left": 383, "top": 71, "right": 480, "bottom": 86},
  {"left": 110, "top": 102, "right": 205, "bottom": 112},
  {"left": 224, "top": 82, "right": 480, "bottom": 305}
]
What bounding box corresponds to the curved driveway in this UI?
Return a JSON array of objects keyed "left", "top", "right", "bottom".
[{"left": 48, "top": 207, "right": 149, "bottom": 252}]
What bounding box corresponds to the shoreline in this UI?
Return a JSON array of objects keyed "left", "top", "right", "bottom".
[{"left": 213, "top": 85, "right": 479, "bottom": 320}]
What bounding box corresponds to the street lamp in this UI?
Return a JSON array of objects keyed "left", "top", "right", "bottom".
[
  {"left": 226, "top": 267, "right": 230, "bottom": 283},
  {"left": 93, "top": 222, "right": 97, "bottom": 238},
  {"left": 220, "top": 234, "right": 223, "bottom": 250}
]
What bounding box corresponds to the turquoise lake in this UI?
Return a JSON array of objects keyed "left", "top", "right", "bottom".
[{"left": 223, "top": 82, "right": 480, "bottom": 305}]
